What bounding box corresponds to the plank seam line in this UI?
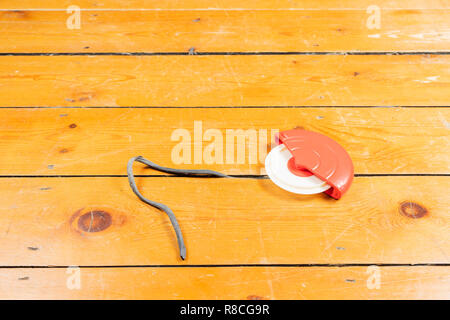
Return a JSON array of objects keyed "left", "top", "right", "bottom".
[
  {"left": 1, "top": 52, "right": 450, "bottom": 56},
  {"left": 1, "top": 264, "right": 449, "bottom": 269},
  {"left": 0, "top": 174, "right": 448, "bottom": 178},
  {"left": 1, "top": 8, "right": 449, "bottom": 11},
  {"left": 1, "top": 106, "right": 450, "bottom": 109}
]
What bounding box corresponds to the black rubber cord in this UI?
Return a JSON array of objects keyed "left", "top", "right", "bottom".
[{"left": 127, "top": 156, "right": 230, "bottom": 260}]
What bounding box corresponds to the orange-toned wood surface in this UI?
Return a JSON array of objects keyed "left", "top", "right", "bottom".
[
  {"left": 1, "top": 55, "right": 449, "bottom": 107},
  {"left": 0, "top": 177, "right": 448, "bottom": 266},
  {"left": 1, "top": 267, "right": 449, "bottom": 300},
  {"left": 0, "top": 108, "right": 448, "bottom": 175},
  {"left": 0, "top": 0, "right": 449, "bottom": 300},
  {"left": 2, "top": 1, "right": 448, "bottom": 10},
  {"left": 2, "top": 9, "right": 449, "bottom": 52}
]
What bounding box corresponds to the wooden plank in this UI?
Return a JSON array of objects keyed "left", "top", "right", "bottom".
[
  {"left": 0, "top": 55, "right": 449, "bottom": 107},
  {"left": 0, "top": 108, "right": 448, "bottom": 175},
  {"left": 2, "top": 1, "right": 447, "bottom": 10},
  {"left": 0, "top": 176, "right": 448, "bottom": 266},
  {"left": 0, "top": 266, "right": 449, "bottom": 299},
  {"left": 2, "top": 10, "right": 449, "bottom": 52}
]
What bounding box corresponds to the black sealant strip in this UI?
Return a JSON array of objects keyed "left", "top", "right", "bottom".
[{"left": 127, "top": 156, "right": 232, "bottom": 260}]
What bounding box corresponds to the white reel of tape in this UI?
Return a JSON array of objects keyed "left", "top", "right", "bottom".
[{"left": 265, "top": 144, "right": 331, "bottom": 195}]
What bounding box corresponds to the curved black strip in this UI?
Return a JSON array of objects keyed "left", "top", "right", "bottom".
[
  {"left": 127, "top": 156, "right": 187, "bottom": 260},
  {"left": 131, "top": 156, "right": 230, "bottom": 178},
  {"left": 127, "top": 156, "right": 231, "bottom": 261}
]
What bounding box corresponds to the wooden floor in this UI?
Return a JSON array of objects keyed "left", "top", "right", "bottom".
[{"left": 0, "top": 0, "right": 449, "bottom": 299}]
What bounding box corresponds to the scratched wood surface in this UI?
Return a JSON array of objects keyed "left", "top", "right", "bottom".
[
  {"left": 1, "top": 267, "right": 449, "bottom": 300},
  {"left": 0, "top": 0, "right": 449, "bottom": 300},
  {"left": 1, "top": 55, "right": 449, "bottom": 107},
  {"left": 2, "top": 10, "right": 450, "bottom": 52},
  {"left": 0, "top": 108, "right": 448, "bottom": 175},
  {"left": 0, "top": 176, "right": 448, "bottom": 266},
  {"left": 2, "top": 1, "right": 448, "bottom": 10}
]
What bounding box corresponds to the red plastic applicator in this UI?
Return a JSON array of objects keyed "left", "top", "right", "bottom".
[{"left": 265, "top": 129, "right": 354, "bottom": 199}]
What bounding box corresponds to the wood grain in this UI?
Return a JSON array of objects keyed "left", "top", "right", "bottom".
[
  {"left": 1, "top": 266, "right": 449, "bottom": 299},
  {"left": 2, "top": 0, "right": 449, "bottom": 300},
  {"left": 0, "top": 176, "right": 448, "bottom": 266},
  {"left": 0, "top": 108, "right": 448, "bottom": 175},
  {"left": 1, "top": 55, "right": 449, "bottom": 107},
  {"left": 2, "top": 0, "right": 447, "bottom": 10},
  {"left": 2, "top": 9, "right": 449, "bottom": 52}
]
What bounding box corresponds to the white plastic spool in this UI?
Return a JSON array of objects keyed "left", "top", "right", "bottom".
[{"left": 265, "top": 144, "right": 331, "bottom": 194}]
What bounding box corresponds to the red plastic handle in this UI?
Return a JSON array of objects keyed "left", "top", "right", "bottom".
[{"left": 277, "top": 129, "right": 354, "bottom": 199}]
